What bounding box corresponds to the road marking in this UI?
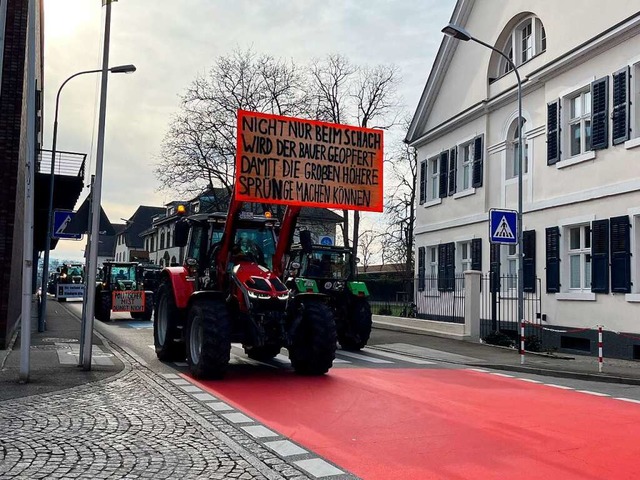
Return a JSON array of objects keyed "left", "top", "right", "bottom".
[
  {"left": 161, "top": 373, "right": 179, "bottom": 379},
  {"left": 577, "top": 390, "right": 610, "bottom": 397},
  {"left": 467, "top": 368, "right": 489, "bottom": 373},
  {"left": 264, "top": 440, "right": 308, "bottom": 457},
  {"left": 489, "top": 372, "right": 514, "bottom": 378},
  {"left": 180, "top": 385, "right": 202, "bottom": 393},
  {"left": 362, "top": 347, "right": 434, "bottom": 364},
  {"left": 242, "top": 425, "right": 278, "bottom": 438},
  {"left": 170, "top": 378, "right": 190, "bottom": 386},
  {"left": 192, "top": 393, "right": 217, "bottom": 402},
  {"left": 222, "top": 412, "right": 254, "bottom": 424},
  {"left": 545, "top": 384, "right": 573, "bottom": 390},
  {"left": 204, "top": 401, "right": 234, "bottom": 412},
  {"left": 336, "top": 350, "right": 393, "bottom": 364},
  {"left": 518, "top": 378, "right": 542, "bottom": 383},
  {"left": 615, "top": 398, "right": 640, "bottom": 404},
  {"left": 294, "top": 458, "right": 344, "bottom": 478}
]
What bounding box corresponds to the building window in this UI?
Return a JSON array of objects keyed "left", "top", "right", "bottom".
[
  {"left": 458, "top": 241, "right": 472, "bottom": 272},
  {"left": 428, "top": 246, "right": 438, "bottom": 290},
  {"left": 160, "top": 232, "right": 165, "bottom": 250},
  {"left": 458, "top": 143, "right": 473, "bottom": 191},
  {"left": 428, "top": 156, "right": 439, "bottom": 201},
  {"left": 507, "top": 118, "right": 528, "bottom": 179},
  {"left": 567, "top": 225, "right": 591, "bottom": 291},
  {"left": 497, "top": 16, "right": 546, "bottom": 76},
  {"left": 566, "top": 89, "right": 592, "bottom": 157}
]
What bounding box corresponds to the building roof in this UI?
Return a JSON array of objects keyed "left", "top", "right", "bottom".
[
  {"left": 123, "top": 206, "right": 166, "bottom": 248},
  {"left": 98, "top": 223, "right": 126, "bottom": 257}
]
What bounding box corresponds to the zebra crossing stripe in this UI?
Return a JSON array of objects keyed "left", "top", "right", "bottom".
[
  {"left": 361, "top": 347, "right": 434, "bottom": 364},
  {"left": 336, "top": 350, "right": 393, "bottom": 364}
]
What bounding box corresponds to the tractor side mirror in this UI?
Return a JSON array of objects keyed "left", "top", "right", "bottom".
[{"left": 174, "top": 220, "right": 189, "bottom": 247}]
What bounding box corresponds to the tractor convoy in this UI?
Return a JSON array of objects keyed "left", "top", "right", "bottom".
[
  {"left": 95, "top": 261, "right": 154, "bottom": 322},
  {"left": 151, "top": 198, "right": 372, "bottom": 379}
]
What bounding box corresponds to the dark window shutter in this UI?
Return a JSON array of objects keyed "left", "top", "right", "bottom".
[
  {"left": 590, "top": 76, "right": 609, "bottom": 150},
  {"left": 438, "top": 152, "right": 449, "bottom": 199},
  {"left": 547, "top": 100, "right": 560, "bottom": 165},
  {"left": 418, "top": 246, "right": 426, "bottom": 291},
  {"left": 610, "top": 215, "right": 631, "bottom": 293},
  {"left": 472, "top": 135, "right": 483, "bottom": 188},
  {"left": 489, "top": 243, "right": 501, "bottom": 293},
  {"left": 448, "top": 148, "right": 457, "bottom": 196},
  {"left": 545, "top": 227, "right": 560, "bottom": 293},
  {"left": 445, "top": 242, "right": 455, "bottom": 291},
  {"left": 523, "top": 230, "right": 536, "bottom": 293},
  {"left": 437, "top": 244, "right": 447, "bottom": 291},
  {"left": 612, "top": 67, "right": 630, "bottom": 145},
  {"left": 419, "top": 161, "right": 426, "bottom": 204},
  {"left": 591, "top": 219, "right": 609, "bottom": 293},
  {"left": 471, "top": 238, "right": 482, "bottom": 271}
]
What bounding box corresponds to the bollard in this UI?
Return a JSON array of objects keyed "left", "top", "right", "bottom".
[
  {"left": 520, "top": 321, "right": 525, "bottom": 365},
  {"left": 598, "top": 326, "right": 603, "bottom": 373}
]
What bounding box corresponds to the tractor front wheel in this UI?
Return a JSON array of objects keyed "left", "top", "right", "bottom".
[
  {"left": 95, "top": 292, "right": 111, "bottom": 322},
  {"left": 154, "top": 280, "right": 185, "bottom": 361},
  {"left": 186, "top": 300, "right": 231, "bottom": 379},
  {"left": 289, "top": 300, "right": 336, "bottom": 375}
]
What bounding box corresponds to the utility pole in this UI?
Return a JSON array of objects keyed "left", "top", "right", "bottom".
[{"left": 82, "top": 0, "right": 113, "bottom": 370}]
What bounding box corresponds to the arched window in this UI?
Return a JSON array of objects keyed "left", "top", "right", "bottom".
[
  {"left": 492, "top": 14, "right": 546, "bottom": 78},
  {"left": 507, "top": 118, "right": 528, "bottom": 179},
  {"left": 160, "top": 231, "right": 165, "bottom": 250},
  {"left": 171, "top": 256, "right": 177, "bottom": 266}
]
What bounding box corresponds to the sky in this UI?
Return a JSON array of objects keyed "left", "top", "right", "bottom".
[{"left": 44, "top": 0, "right": 457, "bottom": 261}]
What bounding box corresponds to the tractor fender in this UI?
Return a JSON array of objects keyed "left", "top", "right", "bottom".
[
  {"left": 160, "top": 267, "right": 194, "bottom": 309},
  {"left": 186, "top": 290, "right": 225, "bottom": 310}
]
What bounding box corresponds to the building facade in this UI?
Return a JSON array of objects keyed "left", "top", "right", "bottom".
[
  {"left": 0, "top": 0, "right": 43, "bottom": 347},
  {"left": 407, "top": 0, "right": 640, "bottom": 358},
  {"left": 114, "top": 206, "right": 165, "bottom": 263}
]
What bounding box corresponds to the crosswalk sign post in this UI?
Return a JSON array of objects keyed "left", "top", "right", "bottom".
[{"left": 489, "top": 209, "right": 518, "bottom": 245}]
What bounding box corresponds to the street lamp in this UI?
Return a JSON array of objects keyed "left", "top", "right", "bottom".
[
  {"left": 38, "top": 64, "right": 136, "bottom": 332},
  {"left": 442, "top": 23, "right": 524, "bottom": 354}
]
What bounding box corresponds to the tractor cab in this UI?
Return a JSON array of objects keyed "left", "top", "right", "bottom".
[
  {"left": 95, "top": 261, "right": 153, "bottom": 321},
  {"left": 287, "top": 244, "right": 354, "bottom": 293}
]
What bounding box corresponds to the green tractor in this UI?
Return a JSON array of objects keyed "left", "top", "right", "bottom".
[
  {"left": 284, "top": 234, "right": 372, "bottom": 351},
  {"left": 95, "top": 261, "right": 153, "bottom": 321}
]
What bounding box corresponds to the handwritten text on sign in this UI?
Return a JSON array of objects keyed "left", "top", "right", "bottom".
[
  {"left": 235, "top": 110, "right": 383, "bottom": 212},
  {"left": 112, "top": 291, "right": 145, "bottom": 312}
]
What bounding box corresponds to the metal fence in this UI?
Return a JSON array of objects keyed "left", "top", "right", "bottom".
[
  {"left": 480, "top": 274, "right": 542, "bottom": 343},
  {"left": 368, "top": 275, "right": 465, "bottom": 323}
]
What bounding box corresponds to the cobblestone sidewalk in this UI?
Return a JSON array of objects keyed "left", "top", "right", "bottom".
[{"left": 0, "top": 345, "right": 352, "bottom": 479}]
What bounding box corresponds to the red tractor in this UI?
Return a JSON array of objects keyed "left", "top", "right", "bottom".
[{"left": 153, "top": 200, "right": 336, "bottom": 379}]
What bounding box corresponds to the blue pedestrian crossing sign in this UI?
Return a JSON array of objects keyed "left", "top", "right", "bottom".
[
  {"left": 53, "top": 210, "right": 82, "bottom": 240},
  {"left": 489, "top": 209, "right": 518, "bottom": 245}
]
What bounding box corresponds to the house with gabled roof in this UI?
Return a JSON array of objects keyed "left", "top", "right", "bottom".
[{"left": 407, "top": 0, "right": 640, "bottom": 359}]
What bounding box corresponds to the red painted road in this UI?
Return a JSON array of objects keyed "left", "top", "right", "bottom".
[{"left": 187, "top": 368, "right": 640, "bottom": 479}]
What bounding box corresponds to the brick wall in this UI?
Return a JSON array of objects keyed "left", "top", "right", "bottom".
[{"left": 0, "top": 0, "right": 34, "bottom": 348}]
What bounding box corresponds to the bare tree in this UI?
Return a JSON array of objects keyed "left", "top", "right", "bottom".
[
  {"left": 382, "top": 118, "right": 418, "bottom": 289},
  {"left": 308, "top": 55, "right": 400, "bottom": 270},
  {"left": 357, "top": 229, "right": 380, "bottom": 273},
  {"left": 156, "top": 48, "right": 311, "bottom": 196}
]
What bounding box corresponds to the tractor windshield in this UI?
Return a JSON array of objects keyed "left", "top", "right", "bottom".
[
  {"left": 110, "top": 265, "right": 136, "bottom": 283},
  {"left": 232, "top": 227, "right": 276, "bottom": 269},
  {"left": 302, "top": 250, "right": 351, "bottom": 280}
]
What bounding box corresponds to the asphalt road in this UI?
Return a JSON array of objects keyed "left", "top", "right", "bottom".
[{"left": 60, "top": 302, "right": 640, "bottom": 479}]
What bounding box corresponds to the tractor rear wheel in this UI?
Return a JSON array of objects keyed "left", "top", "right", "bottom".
[
  {"left": 289, "top": 300, "right": 336, "bottom": 375},
  {"left": 338, "top": 299, "right": 372, "bottom": 351},
  {"left": 154, "top": 280, "right": 185, "bottom": 361},
  {"left": 95, "top": 292, "right": 111, "bottom": 322},
  {"left": 186, "top": 300, "right": 231, "bottom": 379}
]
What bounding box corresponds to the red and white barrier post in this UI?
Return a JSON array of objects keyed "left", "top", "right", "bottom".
[
  {"left": 520, "top": 321, "right": 525, "bottom": 365},
  {"left": 598, "top": 325, "right": 603, "bottom": 373}
]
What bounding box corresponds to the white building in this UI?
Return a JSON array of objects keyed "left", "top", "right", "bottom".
[{"left": 407, "top": 0, "right": 640, "bottom": 359}]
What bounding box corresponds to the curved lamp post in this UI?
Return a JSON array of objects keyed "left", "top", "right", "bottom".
[
  {"left": 38, "top": 64, "right": 136, "bottom": 332},
  {"left": 442, "top": 24, "right": 524, "bottom": 358}
]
